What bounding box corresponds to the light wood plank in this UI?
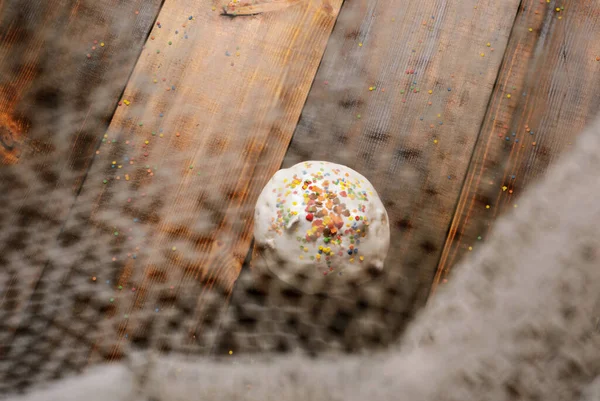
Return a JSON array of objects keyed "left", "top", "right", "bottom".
[
  {"left": 20, "top": 0, "right": 343, "bottom": 359},
  {"left": 432, "top": 0, "right": 600, "bottom": 296}
]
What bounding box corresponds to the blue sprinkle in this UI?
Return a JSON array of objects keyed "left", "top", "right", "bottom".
[
  {"left": 420, "top": 116, "right": 424, "bottom": 121},
  {"left": 530, "top": 131, "right": 534, "bottom": 135},
  {"left": 189, "top": 16, "right": 193, "bottom": 20},
  {"left": 447, "top": 175, "right": 452, "bottom": 179},
  {"left": 512, "top": 132, "right": 516, "bottom": 136},
  {"left": 171, "top": 85, "right": 176, "bottom": 90},
  {"left": 185, "top": 35, "right": 188, "bottom": 39},
  {"left": 134, "top": 218, "right": 139, "bottom": 223},
  {"left": 155, "top": 308, "right": 160, "bottom": 312},
  {"left": 225, "top": 50, "right": 231, "bottom": 56},
  {"left": 175, "top": 30, "right": 178, "bottom": 34},
  {"left": 125, "top": 334, "right": 128, "bottom": 338},
  {"left": 447, "top": 88, "right": 452, "bottom": 91},
  {"left": 159, "top": 128, "right": 164, "bottom": 132},
  {"left": 133, "top": 254, "right": 137, "bottom": 259},
  {"left": 413, "top": 81, "right": 417, "bottom": 84},
  {"left": 348, "top": 250, "right": 353, "bottom": 255},
  {"left": 511, "top": 175, "right": 516, "bottom": 179},
  {"left": 353, "top": 249, "right": 358, "bottom": 254},
  {"left": 515, "top": 139, "right": 519, "bottom": 143},
  {"left": 439, "top": 121, "right": 443, "bottom": 125},
  {"left": 505, "top": 137, "right": 510, "bottom": 141},
  {"left": 106, "top": 280, "right": 110, "bottom": 284},
  {"left": 159, "top": 113, "right": 164, "bottom": 117}
]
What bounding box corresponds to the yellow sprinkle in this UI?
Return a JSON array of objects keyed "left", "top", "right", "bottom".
[
  {"left": 159, "top": 134, "right": 164, "bottom": 138},
  {"left": 555, "top": 7, "right": 560, "bottom": 11},
  {"left": 369, "top": 86, "right": 374, "bottom": 91},
  {"left": 428, "top": 90, "right": 433, "bottom": 94},
  {"left": 502, "top": 186, "right": 508, "bottom": 191},
  {"left": 528, "top": 28, "right": 533, "bottom": 32},
  {"left": 229, "top": 350, "right": 233, "bottom": 355},
  {"left": 144, "top": 140, "right": 149, "bottom": 144},
  {"left": 172, "top": 246, "right": 177, "bottom": 251},
  {"left": 100, "top": 42, "right": 105, "bottom": 47},
  {"left": 486, "top": 205, "right": 490, "bottom": 209},
  {"left": 506, "top": 94, "right": 511, "bottom": 99},
  {"left": 359, "top": 256, "right": 364, "bottom": 261},
  {"left": 112, "top": 161, "right": 116, "bottom": 164},
  {"left": 349, "top": 258, "right": 354, "bottom": 263},
  {"left": 433, "top": 139, "right": 438, "bottom": 144},
  {"left": 468, "top": 246, "right": 473, "bottom": 251},
  {"left": 480, "top": 52, "right": 485, "bottom": 57},
  {"left": 212, "top": 6, "right": 216, "bottom": 10},
  {"left": 358, "top": 42, "right": 363, "bottom": 47},
  {"left": 486, "top": 42, "right": 491, "bottom": 47}
]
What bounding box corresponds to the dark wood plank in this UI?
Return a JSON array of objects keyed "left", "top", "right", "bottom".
[
  {"left": 212, "top": 0, "right": 524, "bottom": 354},
  {"left": 431, "top": 0, "right": 600, "bottom": 295},
  {"left": 0, "top": 0, "right": 162, "bottom": 356},
  {"left": 279, "top": 0, "right": 521, "bottom": 321},
  {"left": 6, "top": 0, "right": 344, "bottom": 366}
]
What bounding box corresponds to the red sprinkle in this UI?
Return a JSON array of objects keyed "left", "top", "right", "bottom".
[{"left": 306, "top": 213, "right": 314, "bottom": 222}]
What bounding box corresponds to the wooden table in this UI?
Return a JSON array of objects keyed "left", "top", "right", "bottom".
[{"left": 1, "top": 0, "right": 599, "bottom": 392}]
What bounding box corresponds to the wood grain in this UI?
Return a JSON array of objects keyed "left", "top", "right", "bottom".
[
  {"left": 0, "top": 0, "right": 162, "bottom": 348},
  {"left": 24, "top": 0, "right": 343, "bottom": 358},
  {"left": 431, "top": 0, "right": 600, "bottom": 296},
  {"left": 281, "top": 0, "right": 521, "bottom": 320}
]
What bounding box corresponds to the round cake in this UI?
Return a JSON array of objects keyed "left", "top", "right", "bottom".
[{"left": 253, "top": 161, "right": 390, "bottom": 290}]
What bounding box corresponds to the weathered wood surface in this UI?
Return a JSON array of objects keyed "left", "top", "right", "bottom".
[
  {"left": 281, "top": 0, "right": 521, "bottom": 319},
  {"left": 431, "top": 0, "right": 600, "bottom": 295},
  {"left": 0, "top": 0, "right": 162, "bottom": 359},
  {"left": 11, "top": 0, "right": 344, "bottom": 363}
]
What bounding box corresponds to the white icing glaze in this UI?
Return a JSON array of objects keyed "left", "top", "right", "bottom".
[{"left": 254, "top": 161, "right": 390, "bottom": 287}]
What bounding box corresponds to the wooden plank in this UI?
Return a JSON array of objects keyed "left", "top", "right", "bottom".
[
  {"left": 17, "top": 0, "right": 343, "bottom": 360},
  {"left": 431, "top": 0, "right": 600, "bottom": 295},
  {"left": 214, "top": 0, "right": 527, "bottom": 355},
  {"left": 0, "top": 0, "right": 162, "bottom": 342},
  {"left": 278, "top": 0, "right": 521, "bottom": 319}
]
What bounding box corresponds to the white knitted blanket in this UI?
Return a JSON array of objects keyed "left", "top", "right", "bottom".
[{"left": 6, "top": 117, "right": 600, "bottom": 401}]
